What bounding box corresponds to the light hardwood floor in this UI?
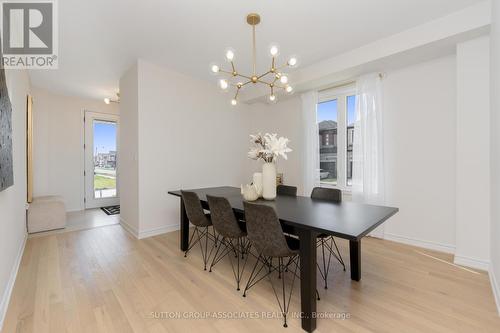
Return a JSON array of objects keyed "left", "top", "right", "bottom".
[
  {"left": 28, "top": 209, "right": 119, "bottom": 239},
  {"left": 3, "top": 224, "right": 500, "bottom": 333}
]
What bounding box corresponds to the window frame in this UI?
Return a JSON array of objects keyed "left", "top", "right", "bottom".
[{"left": 317, "top": 84, "right": 356, "bottom": 192}]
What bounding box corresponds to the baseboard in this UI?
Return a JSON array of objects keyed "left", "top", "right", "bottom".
[
  {"left": 0, "top": 233, "right": 27, "bottom": 331},
  {"left": 119, "top": 217, "right": 139, "bottom": 238},
  {"left": 454, "top": 255, "right": 490, "bottom": 271},
  {"left": 119, "top": 218, "right": 179, "bottom": 239},
  {"left": 138, "top": 224, "right": 179, "bottom": 239},
  {"left": 490, "top": 265, "right": 500, "bottom": 316},
  {"left": 383, "top": 232, "right": 455, "bottom": 254}
]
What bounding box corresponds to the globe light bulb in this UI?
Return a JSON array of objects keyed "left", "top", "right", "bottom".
[
  {"left": 231, "top": 99, "right": 237, "bottom": 106},
  {"left": 288, "top": 57, "right": 298, "bottom": 67},
  {"left": 219, "top": 79, "right": 229, "bottom": 90},
  {"left": 225, "top": 49, "right": 235, "bottom": 61},
  {"left": 269, "top": 45, "right": 279, "bottom": 57},
  {"left": 280, "top": 75, "right": 289, "bottom": 84},
  {"left": 269, "top": 94, "right": 276, "bottom": 102},
  {"left": 285, "top": 85, "right": 293, "bottom": 93},
  {"left": 211, "top": 64, "right": 220, "bottom": 73},
  {"left": 104, "top": 98, "right": 110, "bottom": 105}
]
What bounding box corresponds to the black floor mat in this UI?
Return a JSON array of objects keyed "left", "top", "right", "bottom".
[{"left": 101, "top": 205, "right": 120, "bottom": 215}]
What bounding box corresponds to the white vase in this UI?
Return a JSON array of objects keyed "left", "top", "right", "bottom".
[
  {"left": 262, "top": 162, "right": 277, "bottom": 200},
  {"left": 252, "top": 172, "right": 263, "bottom": 197}
]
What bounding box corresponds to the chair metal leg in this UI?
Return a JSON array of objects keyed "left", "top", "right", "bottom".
[
  {"left": 198, "top": 227, "right": 211, "bottom": 271},
  {"left": 286, "top": 255, "right": 321, "bottom": 301},
  {"left": 267, "top": 255, "right": 300, "bottom": 328},
  {"left": 227, "top": 238, "right": 250, "bottom": 291},
  {"left": 208, "top": 237, "right": 250, "bottom": 291},
  {"left": 316, "top": 236, "right": 346, "bottom": 289},
  {"left": 209, "top": 237, "right": 227, "bottom": 272},
  {"left": 184, "top": 226, "right": 215, "bottom": 271},
  {"left": 184, "top": 226, "right": 198, "bottom": 257},
  {"left": 243, "top": 254, "right": 272, "bottom": 297},
  {"left": 330, "top": 237, "right": 346, "bottom": 270}
]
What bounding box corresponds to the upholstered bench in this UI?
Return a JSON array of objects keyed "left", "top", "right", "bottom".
[{"left": 27, "top": 196, "right": 66, "bottom": 233}]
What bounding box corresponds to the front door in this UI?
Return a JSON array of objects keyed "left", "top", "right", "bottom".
[{"left": 84, "top": 111, "right": 119, "bottom": 208}]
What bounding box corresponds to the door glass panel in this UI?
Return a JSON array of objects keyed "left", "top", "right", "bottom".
[{"left": 93, "top": 120, "right": 117, "bottom": 198}]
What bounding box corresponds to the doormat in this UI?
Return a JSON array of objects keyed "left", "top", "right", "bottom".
[{"left": 101, "top": 205, "right": 120, "bottom": 215}]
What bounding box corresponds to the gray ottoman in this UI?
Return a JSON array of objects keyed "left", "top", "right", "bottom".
[{"left": 27, "top": 196, "right": 66, "bottom": 233}]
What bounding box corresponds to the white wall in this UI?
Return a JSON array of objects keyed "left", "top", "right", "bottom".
[
  {"left": 119, "top": 64, "right": 139, "bottom": 234},
  {"left": 455, "top": 37, "right": 490, "bottom": 270},
  {"left": 490, "top": 0, "right": 500, "bottom": 315},
  {"left": 0, "top": 70, "right": 31, "bottom": 329},
  {"left": 120, "top": 60, "right": 252, "bottom": 238},
  {"left": 32, "top": 87, "right": 119, "bottom": 211},
  {"left": 244, "top": 97, "right": 304, "bottom": 193},
  {"left": 371, "top": 56, "right": 458, "bottom": 251},
  {"left": 246, "top": 55, "right": 459, "bottom": 252}
]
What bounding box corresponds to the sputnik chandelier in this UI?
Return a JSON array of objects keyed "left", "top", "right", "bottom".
[{"left": 210, "top": 13, "right": 298, "bottom": 105}]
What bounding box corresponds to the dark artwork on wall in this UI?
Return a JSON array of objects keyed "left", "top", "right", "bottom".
[{"left": 0, "top": 38, "right": 13, "bottom": 192}]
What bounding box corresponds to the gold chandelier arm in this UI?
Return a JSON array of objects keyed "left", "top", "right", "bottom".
[
  {"left": 219, "top": 69, "right": 233, "bottom": 75},
  {"left": 219, "top": 68, "right": 253, "bottom": 81},
  {"left": 230, "top": 79, "right": 252, "bottom": 88},
  {"left": 241, "top": 80, "right": 252, "bottom": 87},
  {"left": 231, "top": 61, "right": 236, "bottom": 73},
  {"left": 234, "top": 88, "right": 240, "bottom": 100},
  {"left": 235, "top": 73, "right": 253, "bottom": 80},
  {"left": 258, "top": 71, "right": 271, "bottom": 79},
  {"left": 275, "top": 63, "right": 289, "bottom": 71},
  {"left": 257, "top": 79, "right": 273, "bottom": 86}
]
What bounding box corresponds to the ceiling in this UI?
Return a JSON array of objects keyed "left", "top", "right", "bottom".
[{"left": 29, "top": 0, "right": 484, "bottom": 100}]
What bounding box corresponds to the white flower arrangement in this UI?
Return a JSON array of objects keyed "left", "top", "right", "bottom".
[{"left": 248, "top": 133, "right": 292, "bottom": 163}]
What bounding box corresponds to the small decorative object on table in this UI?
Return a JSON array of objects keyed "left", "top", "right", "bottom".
[
  {"left": 248, "top": 133, "right": 292, "bottom": 200},
  {"left": 276, "top": 173, "right": 284, "bottom": 186},
  {"left": 241, "top": 184, "right": 260, "bottom": 201}
]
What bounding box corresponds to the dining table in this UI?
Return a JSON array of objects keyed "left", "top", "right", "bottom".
[{"left": 168, "top": 186, "right": 399, "bottom": 332}]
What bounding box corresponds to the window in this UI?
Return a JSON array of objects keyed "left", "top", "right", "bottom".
[
  {"left": 317, "top": 99, "right": 338, "bottom": 185},
  {"left": 317, "top": 85, "right": 356, "bottom": 190},
  {"left": 347, "top": 95, "right": 356, "bottom": 186}
]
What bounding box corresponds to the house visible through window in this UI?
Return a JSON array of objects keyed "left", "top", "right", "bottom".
[
  {"left": 347, "top": 95, "right": 356, "bottom": 186},
  {"left": 316, "top": 85, "right": 356, "bottom": 189},
  {"left": 317, "top": 99, "right": 338, "bottom": 185}
]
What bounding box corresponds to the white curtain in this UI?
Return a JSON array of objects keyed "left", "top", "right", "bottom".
[
  {"left": 301, "top": 91, "right": 320, "bottom": 196},
  {"left": 352, "top": 74, "right": 385, "bottom": 205}
]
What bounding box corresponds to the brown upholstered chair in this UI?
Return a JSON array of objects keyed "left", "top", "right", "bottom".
[
  {"left": 277, "top": 184, "right": 298, "bottom": 196},
  {"left": 207, "top": 195, "right": 249, "bottom": 291},
  {"left": 180, "top": 190, "right": 216, "bottom": 271},
  {"left": 242, "top": 202, "right": 300, "bottom": 328}
]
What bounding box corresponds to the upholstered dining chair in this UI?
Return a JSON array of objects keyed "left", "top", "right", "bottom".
[
  {"left": 207, "top": 195, "right": 249, "bottom": 291},
  {"left": 242, "top": 201, "right": 301, "bottom": 328},
  {"left": 277, "top": 184, "right": 298, "bottom": 196},
  {"left": 311, "top": 187, "right": 346, "bottom": 289},
  {"left": 180, "top": 190, "right": 216, "bottom": 271}
]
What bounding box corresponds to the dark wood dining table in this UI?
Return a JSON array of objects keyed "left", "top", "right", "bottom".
[{"left": 168, "top": 186, "right": 398, "bottom": 332}]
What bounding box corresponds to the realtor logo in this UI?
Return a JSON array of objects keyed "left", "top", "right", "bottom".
[{"left": 0, "top": 0, "right": 58, "bottom": 69}]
